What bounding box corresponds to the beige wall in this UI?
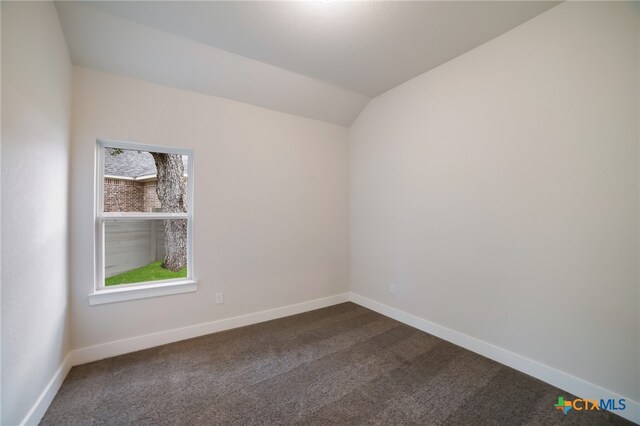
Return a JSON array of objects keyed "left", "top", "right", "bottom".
[
  {"left": 1, "top": 2, "right": 72, "bottom": 424},
  {"left": 70, "top": 68, "right": 350, "bottom": 348},
  {"left": 350, "top": 1, "right": 639, "bottom": 402},
  {"left": 4, "top": 1, "right": 639, "bottom": 422}
]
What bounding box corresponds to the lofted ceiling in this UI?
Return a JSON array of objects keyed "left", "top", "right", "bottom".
[{"left": 55, "top": 1, "right": 559, "bottom": 126}]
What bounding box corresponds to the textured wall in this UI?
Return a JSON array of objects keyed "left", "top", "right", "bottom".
[
  {"left": 350, "top": 1, "right": 639, "bottom": 403},
  {"left": 1, "top": 2, "right": 72, "bottom": 424},
  {"left": 70, "top": 68, "right": 350, "bottom": 348}
]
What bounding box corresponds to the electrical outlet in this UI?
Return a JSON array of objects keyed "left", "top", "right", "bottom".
[
  {"left": 216, "top": 292, "right": 224, "bottom": 304},
  {"left": 389, "top": 283, "right": 396, "bottom": 295}
]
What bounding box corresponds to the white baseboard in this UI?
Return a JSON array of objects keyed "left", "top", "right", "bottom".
[
  {"left": 70, "top": 292, "right": 350, "bottom": 366},
  {"left": 349, "top": 292, "right": 639, "bottom": 424},
  {"left": 21, "top": 292, "right": 350, "bottom": 426},
  {"left": 23, "top": 292, "right": 637, "bottom": 424},
  {"left": 20, "top": 353, "right": 73, "bottom": 426}
]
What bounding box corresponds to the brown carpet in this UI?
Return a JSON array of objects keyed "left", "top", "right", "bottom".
[{"left": 41, "top": 303, "right": 632, "bottom": 425}]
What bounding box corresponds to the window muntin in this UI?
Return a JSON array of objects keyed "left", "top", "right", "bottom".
[{"left": 96, "top": 140, "right": 194, "bottom": 291}]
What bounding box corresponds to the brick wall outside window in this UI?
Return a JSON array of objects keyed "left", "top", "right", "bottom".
[
  {"left": 143, "top": 181, "right": 162, "bottom": 211},
  {"left": 104, "top": 179, "right": 146, "bottom": 212},
  {"left": 104, "top": 178, "right": 187, "bottom": 212}
]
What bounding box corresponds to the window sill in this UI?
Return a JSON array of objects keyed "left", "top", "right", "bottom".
[{"left": 88, "top": 280, "right": 197, "bottom": 306}]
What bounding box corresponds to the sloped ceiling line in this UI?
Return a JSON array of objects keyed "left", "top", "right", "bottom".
[{"left": 55, "top": 1, "right": 558, "bottom": 126}]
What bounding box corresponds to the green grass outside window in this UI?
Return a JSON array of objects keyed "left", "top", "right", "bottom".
[{"left": 105, "top": 260, "right": 187, "bottom": 286}]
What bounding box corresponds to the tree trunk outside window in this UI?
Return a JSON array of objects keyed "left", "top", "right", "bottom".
[{"left": 151, "top": 153, "right": 187, "bottom": 272}]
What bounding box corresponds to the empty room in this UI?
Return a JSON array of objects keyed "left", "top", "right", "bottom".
[{"left": 1, "top": 1, "right": 639, "bottom": 424}]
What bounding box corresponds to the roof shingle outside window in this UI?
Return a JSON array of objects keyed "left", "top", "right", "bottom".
[{"left": 104, "top": 149, "right": 188, "bottom": 179}]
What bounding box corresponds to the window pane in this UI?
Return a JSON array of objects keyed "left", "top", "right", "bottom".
[
  {"left": 103, "top": 147, "right": 189, "bottom": 213},
  {"left": 105, "top": 219, "right": 188, "bottom": 286}
]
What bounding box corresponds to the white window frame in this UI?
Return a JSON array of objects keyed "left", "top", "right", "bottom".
[{"left": 89, "top": 139, "right": 197, "bottom": 305}]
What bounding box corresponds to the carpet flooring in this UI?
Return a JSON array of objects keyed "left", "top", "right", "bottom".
[{"left": 42, "top": 302, "right": 632, "bottom": 425}]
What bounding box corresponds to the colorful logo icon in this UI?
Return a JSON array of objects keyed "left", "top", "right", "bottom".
[
  {"left": 555, "top": 397, "right": 572, "bottom": 414},
  {"left": 554, "top": 396, "right": 626, "bottom": 414}
]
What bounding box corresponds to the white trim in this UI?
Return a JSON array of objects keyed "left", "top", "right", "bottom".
[
  {"left": 101, "top": 212, "right": 188, "bottom": 220},
  {"left": 19, "top": 354, "right": 73, "bottom": 426},
  {"left": 133, "top": 173, "right": 157, "bottom": 181},
  {"left": 21, "top": 293, "right": 349, "bottom": 425},
  {"left": 185, "top": 145, "right": 195, "bottom": 284},
  {"left": 348, "top": 292, "right": 640, "bottom": 424},
  {"left": 95, "top": 139, "right": 195, "bottom": 295},
  {"left": 104, "top": 174, "right": 135, "bottom": 181},
  {"left": 89, "top": 280, "right": 198, "bottom": 305},
  {"left": 72, "top": 293, "right": 350, "bottom": 365},
  {"left": 104, "top": 173, "right": 188, "bottom": 182},
  {"left": 21, "top": 292, "right": 638, "bottom": 424},
  {"left": 99, "top": 139, "right": 192, "bottom": 156}
]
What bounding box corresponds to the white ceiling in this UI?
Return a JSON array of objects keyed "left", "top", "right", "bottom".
[{"left": 55, "top": 1, "right": 559, "bottom": 126}]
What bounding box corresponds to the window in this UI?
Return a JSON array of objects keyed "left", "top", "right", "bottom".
[{"left": 90, "top": 139, "right": 196, "bottom": 305}]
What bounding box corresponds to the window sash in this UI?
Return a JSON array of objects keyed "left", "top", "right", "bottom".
[
  {"left": 95, "top": 139, "right": 195, "bottom": 292},
  {"left": 100, "top": 212, "right": 189, "bottom": 220}
]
